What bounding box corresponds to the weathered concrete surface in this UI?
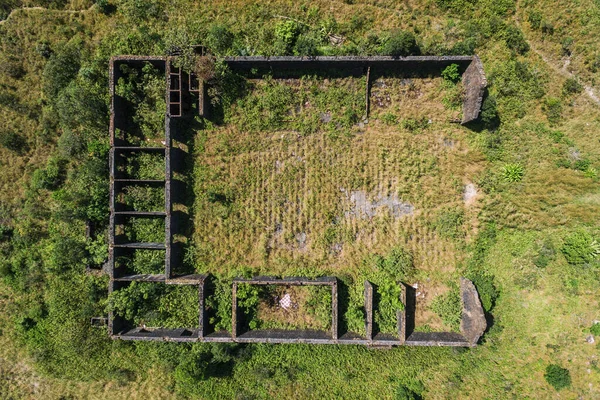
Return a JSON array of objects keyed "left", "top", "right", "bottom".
[
  {"left": 460, "top": 277, "right": 487, "bottom": 345},
  {"left": 461, "top": 56, "right": 487, "bottom": 124}
]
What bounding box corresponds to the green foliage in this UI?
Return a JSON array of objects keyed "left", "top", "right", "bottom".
[
  {"left": 381, "top": 30, "right": 420, "bottom": 57},
  {"left": 544, "top": 364, "right": 571, "bottom": 390},
  {"left": 590, "top": 322, "right": 600, "bottom": 336},
  {"left": 42, "top": 39, "right": 82, "bottom": 99},
  {"left": 395, "top": 384, "right": 422, "bottom": 400},
  {"left": 501, "top": 163, "right": 524, "bottom": 183},
  {"left": 274, "top": 20, "right": 301, "bottom": 54},
  {"left": 109, "top": 282, "right": 199, "bottom": 328},
  {"left": 435, "top": 0, "right": 476, "bottom": 13},
  {"left": 381, "top": 112, "right": 398, "bottom": 125},
  {"left": 0, "top": 129, "right": 26, "bottom": 153},
  {"left": 527, "top": 10, "right": 543, "bottom": 30},
  {"left": 119, "top": 0, "right": 162, "bottom": 22},
  {"left": 441, "top": 63, "right": 461, "bottom": 83},
  {"left": 375, "top": 248, "right": 415, "bottom": 279},
  {"left": 293, "top": 32, "right": 321, "bottom": 56},
  {"left": 533, "top": 240, "right": 555, "bottom": 268},
  {"left": 469, "top": 272, "right": 498, "bottom": 313},
  {"left": 489, "top": 60, "right": 545, "bottom": 117},
  {"left": 374, "top": 279, "right": 403, "bottom": 333},
  {"left": 31, "top": 157, "right": 67, "bottom": 191},
  {"left": 561, "top": 37, "right": 574, "bottom": 56},
  {"left": 562, "top": 77, "right": 583, "bottom": 95},
  {"left": 480, "top": 95, "right": 500, "bottom": 129},
  {"left": 503, "top": 25, "right": 529, "bottom": 55},
  {"left": 115, "top": 62, "right": 165, "bottom": 143},
  {"left": 401, "top": 117, "right": 429, "bottom": 132},
  {"left": 206, "top": 24, "right": 235, "bottom": 55},
  {"left": 429, "top": 286, "right": 462, "bottom": 331},
  {"left": 561, "top": 231, "right": 600, "bottom": 265}
]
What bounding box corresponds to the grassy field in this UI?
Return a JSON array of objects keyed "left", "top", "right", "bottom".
[{"left": 0, "top": 0, "right": 599, "bottom": 398}]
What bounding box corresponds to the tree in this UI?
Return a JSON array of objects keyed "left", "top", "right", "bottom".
[
  {"left": 381, "top": 30, "right": 420, "bottom": 57},
  {"left": 544, "top": 364, "right": 571, "bottom": 390},
  {"left": 0, "top": 130, "right": 27, "bottom": 153}
]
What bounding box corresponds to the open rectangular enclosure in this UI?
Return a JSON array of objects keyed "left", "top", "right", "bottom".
[{"left": 106, "top": 54, "right": 488, "bottom": 346}]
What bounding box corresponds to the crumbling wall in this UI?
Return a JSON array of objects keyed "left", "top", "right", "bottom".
[
  {"left": 460, "top": 277, "right": 487, "bottom": 345},
  {"left": 105, "top": 54, "right": 488, "bottom": 347},
  {"left": 461, "top": 56, "right": 487, "bottom": 124}
]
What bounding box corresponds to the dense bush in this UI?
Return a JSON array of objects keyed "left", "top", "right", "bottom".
[
  {"left": 274, "top": 20, "right": 301, "bottom": 54},
  {"left": 561, "top": 231, "right": 599, "bottom": 265},
  {"left": 544, "top": 364, "right": 571, "bottom": 390},
  {"left": 441, "top": 63, "right": 461, "bottom": 83},
  {"left": 293, "top": 33, "right": 321, "bottom": 56},
  {"left": 503, "top": 25, "right": 529, "bottom": 55},
  {"left": 480, "top": 94, "right": 500, "bottom": 129},
  {"left": 542, "top": 97, "right": 562, "bottom": 124},
  {"left": 562, "top": 77, "right": 583, "bottom": 95},
  {"left": 381, "top": 30, "right": 420, "bottom": 57},
  {"left": 119, "top": 0, "right": 162, "bottom": 22},
  {"left": 42, "top": 40, "right": 82, "bottom": 99},
  {"left": 31, "top": 158, "right": 66, "bottom": 191},
  {"left": 206, "top": 24, "right": 235, "bottom": 55},
  {"left": 0, "top": 129, "right": 26, "bottom": 153}
]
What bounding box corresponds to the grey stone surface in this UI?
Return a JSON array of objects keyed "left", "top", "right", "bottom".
[{"left": 460, "top": 277, "right": 487, "bottom": 345}]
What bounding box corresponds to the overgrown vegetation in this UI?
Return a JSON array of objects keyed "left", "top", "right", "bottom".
[{"left": 1, "top": 0, "right": 600, "bottom": 398}]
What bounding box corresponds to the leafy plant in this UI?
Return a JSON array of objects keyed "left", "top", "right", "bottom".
[
  {"left": 503, "top": 25, "right": 529, "bottom": 55},
  {"left": 501, "top": 163, "right": 524, "bottom": 183},
  {"left": 544, "top": 364, "right": 571, "bottom": 390},
  {"left": 561, "top": 231, "right": 600, "bottom": 265},
  {"left": 441, "top": 63, "right": 461, "bottom": 83}
]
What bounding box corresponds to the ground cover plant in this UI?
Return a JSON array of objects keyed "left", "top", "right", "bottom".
[{"left": 0, "top": 0, "right": 599, "bottom": 399}]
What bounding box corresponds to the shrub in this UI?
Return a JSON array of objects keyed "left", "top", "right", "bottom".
[
  {"left": 274, "top": 20, "right": 301, "bottom": 53},
  {"left": 206, "top": 25, "right": 235, "bottom": 55},
  {"left": 429, "top": 287, "right": 462, "bottom": 331},
  {"left": 31, "top": 158, "right": 66, "bottom": 191},
  {"left": 527, "top": 10, "right": 542, "bottom": 30},
  {"left": 0, "top": 130, "right": 26, "bottom": 153},
  {"left": 381, "top": 30, "right": 419, "bottom": 57},
  {"left": 534, "top": 240, "right": 555, "bottom": 268},
  {"left": 293, "top": 33, "right": 321, "bottom": 57},
  {"left": 395, "top": 385, "right": 422, "bottom": 400},
  {"left": 590, "top": 322, "right": 600, "bottom": 336},
  {"left": 544, "top": 364, "right": 571, "bottom": 390},
  {"left": 441, "top": 63, "right": 461, "bottom": 83},
  {"left": 42, "top": 41, "right": 81, "bottom": 98},
  {"left": 542, "top": 97, "right": 562, "bottom": 124},
  {"left": 561, "top": 231, "right": 600, "bottom": 265},
  {"left": 562, "top": 77, "right": 583, "bottom": 95},
  {"left": 504, "top": 25, "right": 529, "bottom": 55},
  {"left": 480, "top": 95, "right": 500, "bottom": 129},
  {"left": 502, "top": 163, "right": 524, "bottom": 183},
  {"left": 119, "top": 0, "right": 162, "bottom": 22},
  {"left": 469, "top": 272, "right": 498, "bottom": 312}
]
